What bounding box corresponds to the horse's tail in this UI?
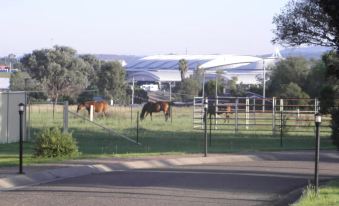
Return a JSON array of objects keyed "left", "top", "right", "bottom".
[{"left": 140, "top": 103, "right": 147, "bottom": 120}]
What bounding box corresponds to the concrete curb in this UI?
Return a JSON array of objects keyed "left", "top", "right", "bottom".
[{"left": 0, "top": 154, "right": 257, "bottom": 191}]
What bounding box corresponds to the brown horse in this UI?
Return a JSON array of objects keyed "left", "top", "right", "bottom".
[
  {"left": 140, "top": 101, "right": 171, "bottom": 121},
  {"left": 77, "top": 100, "right": 109, "bottom": 116}
]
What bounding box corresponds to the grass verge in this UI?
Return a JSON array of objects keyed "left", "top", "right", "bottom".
[{"left": 293, "top": 179, "right": 339, "bottom": 206}]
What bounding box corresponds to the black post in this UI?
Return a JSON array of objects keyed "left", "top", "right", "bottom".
[
  {"left": 136, "top": 111, "right": 139, "bottom": 144},
  {"left": 204, "top": 97, "right": 208, "bottom": 157},
  {"left": 209, "top": 112, "right": 212, "bottom": 146},
  {"left": 18, "top": 103, "right": 25, "bottom": 174},
  {"left": 280, "top": 111, "right": 283, "bottom": 147},
  {"left": 314, "top": 113, "right": 322, "bottom": 194}
]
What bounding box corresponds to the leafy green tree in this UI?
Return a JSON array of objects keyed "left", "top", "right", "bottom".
[
  {"left": 180, "top": 78, "right": 201, "bottom": 100},
  {"left": 304, "top": 60, "right": 327, "bottom": 98},
  {"left": 224, "top": 77, "right": 246, "bottom": 97},
  {"left": 10, "top": 71, "right": 34, "bottom": 91},
  {"left": 178, "top": 59, "right": 188, "bottom": 81},
  {"left": 79, "top": 54, "right": 101, "bottom": 87},
  {"left": 97, "top": 61, "right": 126, "bottom": 104},
  {"left": 274, "top": 0, "right": 339, "bottom": 148},
  {"left": 279, "top": 82, "right": 310, "bottom": 99},
  {"left": 176, "top": 68, "right": 203, "bottom": 101},
  {"left": 267, "top": 57, "right": 310, "bottom": 97},
  {"left": 10, "top": 71, "right": 47, "bottom": 101},
  {"left": 272, "top": 0, "right": 337, "bottom": 48},
  {"left": 204, "top": 80, "right": 224, "bottom": 97},
  {"left": 20, "top": 46, "right": 90, "bottom": 104}
]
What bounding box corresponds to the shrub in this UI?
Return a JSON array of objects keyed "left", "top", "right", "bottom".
[
  {"left": 331, "top": 108, "right": 339, "bottom": 150},
  {"left": 34, "top": 127, "right": 79, "bottom": 158}
]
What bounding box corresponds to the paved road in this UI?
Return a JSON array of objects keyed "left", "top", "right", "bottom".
[{"left": 1, "top": 155, "right": 339, "bottom": 206}]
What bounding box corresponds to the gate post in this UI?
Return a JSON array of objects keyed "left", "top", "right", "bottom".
[
  {"left": 63, "top": 101, "right": 68, "bottom": 133},
  {"left": 245, "top": 98, "right": 249, "bottom": 129},
  {"left": 90, "top": 105, "right": 94, "bottom": 121},
  {"left": 235, "top": 98, "right": 239, "bottom": 132}
]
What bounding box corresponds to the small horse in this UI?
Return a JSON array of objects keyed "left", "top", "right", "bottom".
[
  {"left": 205, "top": 102, "right": 233, "bottom": 123},
  {"left": 140, "top": 101, "right": 171, "bottom": 121},
  {"left": 77, "top": 100, "right": 109, "bottom": 116}
]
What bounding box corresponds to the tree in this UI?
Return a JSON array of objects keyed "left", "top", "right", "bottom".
[
  {"left": 21, "top": 46, "right": 90, "bottom": 113},
  {"left": 79, "top": 54, "right": 101, "bottom": 87},
  {"left": 274, "top": 0, "right": 339, "bottom": 148},
  {"left": 97, "top": 61, "right": 126, "bottom": 104},
  {"left": 176, "top": 68, "right": 203, "bottom": 101},
  {"left": 10, "top": 71, "right": 34, "bottom": 91},
  {"left": 267, "top": 57, "right": 310, "bottom": 97},
  {"left": 178, "top": 59, "right": 188, "bottom": 81},
  {"left": 304, "top": 60, "right": 327, "bottom": 98},
  {"left": 279, "top": 82, "right": 310, "bottom": 98},
  {"left": 272, "top": 0, "right": 337, "bottom": 49},
  {"left": 204, "top": 80, "right": 225, "bottom": 97}
]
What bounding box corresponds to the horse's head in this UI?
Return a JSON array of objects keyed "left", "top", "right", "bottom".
[{"left": 76, "top": 103, "right": 85, "bottom": 113}]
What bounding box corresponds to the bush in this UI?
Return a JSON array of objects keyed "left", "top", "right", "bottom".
[
  {"left": 34, "top": 127, "right": 79, "bottom": 158},
  {"left": 331, "top": 108, "right": 339, "bottom": 150}
]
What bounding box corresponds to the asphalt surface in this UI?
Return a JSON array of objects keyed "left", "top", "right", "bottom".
[{"left": 1, "top": 154, "right": 339, "bottom": 206}]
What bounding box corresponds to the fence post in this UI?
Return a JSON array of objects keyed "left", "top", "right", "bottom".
[
  {"left": 90, "top": 105, "right": 94, "bottom": 121},
  {"left": 6, "top": 91, "right": 10, "bottom": 143},
  {"left": 280, "top": 99, "right": 284, "bottom": 112},
  {"left": 215, "top": 97, "right": 218, "bottom": 129},
  {"left": 130, "top": 105, "right": 133, "bottom": 125},
  {"left": 209, "top": 112, "right": 212, "bottom": 146},
  {"left": 136, "top": 111, "right": 139, "bottom": 144},
  {"left": 63, "top": 101, "right": 68, "bottom": 133},
  {"left": 280, "top": 111, "right": 283, "bottom": 147},
  {"left": 170, "top": 105, "right": 173, "bottom": 123},
  {"left": 235, "top": 98, "right": 239, "bottom": 132},
  {"left": 27, "top": 94, "right": 31, "bottom": 140},
  {"left": 272, "top": 97, "right": 276, "bottom": 132},
  {"left": 246, "top": 97, "right": 249, "bottom": 130},
  {"left": 253, "top": 98, "right": 256, "bottom": 126}
]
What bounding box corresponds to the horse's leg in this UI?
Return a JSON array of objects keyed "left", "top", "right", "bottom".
[
  {"left": 164, "top": 111, "right": 168, "bottom": 121},
  {"left": 150, "top": 112, "right": 152, "bottom": 121}
]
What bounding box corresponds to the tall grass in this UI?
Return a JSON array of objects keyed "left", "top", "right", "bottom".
[{"left": 293, "top": 180, "right": 339, "bottom": 206}]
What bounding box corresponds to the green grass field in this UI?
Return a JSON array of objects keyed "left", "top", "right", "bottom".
[
  {"left": 0, "top": 104, "right": 335, "bottom": 167},
  {"left": 294, "top": 180, "right": 339, "bottom": 206}
]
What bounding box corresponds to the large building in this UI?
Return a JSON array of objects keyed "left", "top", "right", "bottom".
[{"left": 126, "top": 50, "right": 283, "bottom": 90}]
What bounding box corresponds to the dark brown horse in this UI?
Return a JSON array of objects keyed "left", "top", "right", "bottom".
[
  {"left": 205, "top": 102, "right": 233, "bottom": 123},
  {"left": 77, "top": 100, "right": 109, "bottom": 116},
  {"left": 140, "top": 101, "right": 171, "bottom": 121}
]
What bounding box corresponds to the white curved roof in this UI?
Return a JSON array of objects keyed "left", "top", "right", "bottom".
[
  {"left": 126, "top": 54, "right": 283, "bottom": 84},
  {"left": 127, "top": 54, "right": 263, "bottom": 71},
  {"left": 129, "top": 70, "right": 182, "bottom": 82}
]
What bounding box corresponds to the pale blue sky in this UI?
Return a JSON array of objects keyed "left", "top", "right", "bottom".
[{"left": 0, "top": 0, "right": 290, "bottom": 57}]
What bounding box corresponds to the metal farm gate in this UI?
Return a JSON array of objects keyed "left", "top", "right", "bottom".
[{"left": 193, "top": 97, "right": 329, "bottom": 134}]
